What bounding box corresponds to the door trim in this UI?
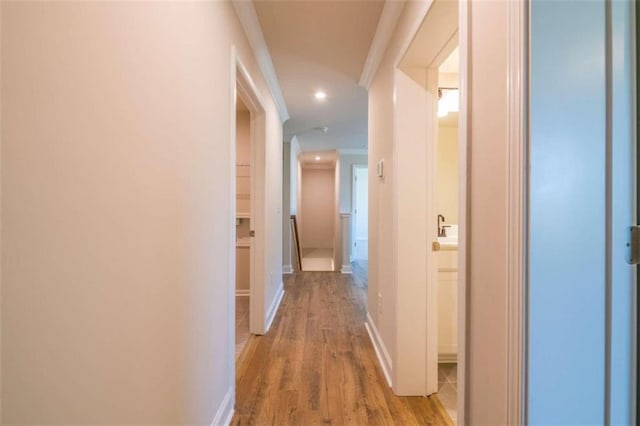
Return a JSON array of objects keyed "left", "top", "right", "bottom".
[
  {"left": 230, "top": 47, "right": 269, "bottom": 344},
  {"left": 506, "top": 0, "right": 527, "bottom": 424},
  {"left": 352, "top": 164, "right": 368, "bottom": 262}
]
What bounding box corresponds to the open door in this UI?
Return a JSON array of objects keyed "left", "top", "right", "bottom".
[{"left": 392, "top": 69, "right": 435, "bottom": 395}]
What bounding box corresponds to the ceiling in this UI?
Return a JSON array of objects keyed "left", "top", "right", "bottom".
[{"left": 254, "top": 0, "right": 385, "bottom": 152}]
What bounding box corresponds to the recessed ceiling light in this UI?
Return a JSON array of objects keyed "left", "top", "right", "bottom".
[
  {"left": 315, "top": 156, "right": 321, "bottom": 161},
  {"left": 314, "top": 91, "right": 327, "bottom": 100}
]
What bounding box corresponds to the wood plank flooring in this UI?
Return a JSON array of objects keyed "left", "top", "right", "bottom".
[{"left": 232, "top": 266, "right": 451, "bottom": 425}]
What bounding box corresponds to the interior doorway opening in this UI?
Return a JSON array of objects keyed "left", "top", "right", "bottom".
[
  {"left": 298, "top": 151, "right": 338, "bottom": 271},
  {"left": 434, "top": 47, "right": 460, "bottom": 424},
  {"left": 235, "top": 93, "right": 252, "bottom": 359}
]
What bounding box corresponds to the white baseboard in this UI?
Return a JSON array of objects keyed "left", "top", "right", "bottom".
[
  {"left": 236, "top": 289, "right": 250, "bottom": 297},
  {"left": 341, "top": 264, "right": 352, "bottom": 274},
  {"left": 283, "top": 264, "right": 293, "bottom": 274},
  {"left": 265, "top": 282, "right": 285, "bottom": 333},
  {"left": 365, "top": 312, "right": 393, "bottom": 387},
  {"left": 211, "top": 387, "right": 234, "bottom": 426}
]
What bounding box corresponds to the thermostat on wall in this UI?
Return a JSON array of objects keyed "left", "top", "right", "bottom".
[{"left": 376, "top": 159, "right": 384, "bottom": 178}]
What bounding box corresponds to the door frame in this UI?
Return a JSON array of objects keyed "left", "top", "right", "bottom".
[
  {"left": 351, "top": 164, "right": 368, "bottom": 262},
  {"left": 229, "top": 47, "right": 269, "bottom": 350}
]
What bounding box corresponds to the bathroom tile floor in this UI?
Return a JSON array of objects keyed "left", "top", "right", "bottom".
[
  {"left": 438, "top": 362, "right": 458, "bottom": 424},
  {"left": 235, "top": 296, "right": 250, "bottom": 360}
]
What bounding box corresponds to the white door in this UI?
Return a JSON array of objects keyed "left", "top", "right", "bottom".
[
  {"left": 353, "top": 167, "right": 368, "bottom": 260},
  {"left": 527, "top": 0, "right": 635, "bottom": 423}
]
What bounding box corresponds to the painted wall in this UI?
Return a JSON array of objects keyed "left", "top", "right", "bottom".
[
  {"left": 333, "top": 158, "right": 342, "bottom": 271},
  {"left": 436, "top": 125, "right": 458, "bottom": 225},
  {"left": 465, "top": 1, "right": 509, "bottom": 423},
  {"left": 1, "top": 2, "right": 283, "bottom": 424},
  {"left": 282, "top": 142, "right": 292, "bottom": 271},
  {"left": 338, "top": 153, "right": 368, "bottom": 214},
  {"left": 285, "top": 137, "right": 302, "bottom": 270},
  {"left": 300, "top": 168, "right": 335, "bottom": 249}
]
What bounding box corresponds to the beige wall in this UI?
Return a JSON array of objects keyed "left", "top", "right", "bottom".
[
  {"left": 333, "top": 159, "right": 341, "bottom": 271},
  {"left": 282, "top": 142, "right": 291, "bottom": 270},
  {"left": 437, "top": 125, "right": 459, "bottom": 224},
  {"left": 465, "top": 1, "right": 510, "bottom": 423},
  {"left": 300, "top": 168, "right": 334, "bottom": 249},
  {"left": 338, "top": 153, "right": 368, "bottom": 214},
  {"left": 1, "top": 2, "right": 283, "bottom": 424},
  {"left": 283, "top": 137, "right": 302, "bottom": 271}
]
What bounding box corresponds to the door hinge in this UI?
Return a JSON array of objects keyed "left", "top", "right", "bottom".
[{"left": 626, "top": 226, "right": 640, "bottom": 264}]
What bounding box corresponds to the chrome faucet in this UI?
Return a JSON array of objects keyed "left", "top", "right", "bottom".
[{"left": 438, "top": 214, "right": 446, "bottom": 237}]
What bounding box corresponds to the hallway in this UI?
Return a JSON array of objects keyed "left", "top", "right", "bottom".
[{"left": 232, "top": 266, "right": 452, "bottom": 425}]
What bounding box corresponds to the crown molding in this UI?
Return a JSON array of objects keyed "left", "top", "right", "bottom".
[
  {"left": 359, "top": 0, "right": 405, "bottom": 89},
  {"left": 232, "top": 0, "right": 290, "bottom": 124},
  {"left": 338, "top": 148, "right": 369, "bottom": 155}
]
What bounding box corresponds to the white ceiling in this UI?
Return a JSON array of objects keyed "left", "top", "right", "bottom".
[{"left": 254, "top": 0, "right": 384, "bottom": 152}]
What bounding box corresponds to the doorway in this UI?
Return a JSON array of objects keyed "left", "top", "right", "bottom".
[
  {"left": 392, "top": 0, "right": 463, "bottom": 423},
  {"left": 230, "top": 49, "right": 270, "bottom": 380},
  {"left": 298, "top": 151, "right": 338, "bottom": 271},
  {"left": 434, "top": 47, "right": 460, "bottom": 424},
  {"left": 352, "top": 165, "right": 369, "bottom": 262},
  {"left": 234, "top": 93, "right": 252, "bottom": 359}
]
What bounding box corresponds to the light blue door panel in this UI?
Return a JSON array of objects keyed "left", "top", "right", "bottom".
[
  {"left": 530, "top": 1, "right": 606, "bottom": 424},
  {"left": 529, "top": 1, "right": 635, "bottom": 424}
]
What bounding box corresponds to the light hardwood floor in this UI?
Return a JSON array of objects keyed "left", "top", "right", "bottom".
[
  {"left": 232, "top": 264, "right": 452, "bottom": 425},
  {"left": 236, "top": 296, "right": 250, "bottom": 360}
]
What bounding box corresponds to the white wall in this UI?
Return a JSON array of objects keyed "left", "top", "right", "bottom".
[
  {"left": 436, "top": 125, "right": 458, "bottom": 224},
  {"left": 291, "top": 137, "right": 301, "bottom": 215},
  {"left": 338, "top": 153, "right": 368, "bottom": 214},
  {"left": 284, "top": 137, "right": 302, "bottom": 270},
  {"left": 300, "top": 168, "right": 335, "bottom": 249},
  {"left": 333, "top": 158, "right": 341, "bottom": 270},
  {"left": 1, "top": 2, "right": 283, "bottom": 424},
  {"left": 464, "top": 2, "right": 510, "bottom": 422},
  {"left": 282, "top": 142, "right": 292, "bottom": 271}
]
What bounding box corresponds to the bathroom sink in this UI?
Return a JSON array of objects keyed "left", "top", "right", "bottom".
[
  {"left": 437, "top": 224, "right": 458, "bottom": 249},
  {"left": 438, "top": 236, "right": 458, "bottom": 244}
]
